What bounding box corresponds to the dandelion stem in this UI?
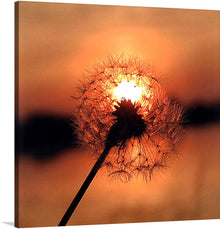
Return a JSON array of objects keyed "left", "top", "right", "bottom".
[{"left": 58, "top": 144, "right": 112, "bottom": 226}]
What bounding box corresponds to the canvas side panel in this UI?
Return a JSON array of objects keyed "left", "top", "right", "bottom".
[{"left": 15, "top": 1, "right": 19, "bottom": 228}]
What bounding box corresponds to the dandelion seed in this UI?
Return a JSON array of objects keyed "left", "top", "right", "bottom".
[{"left": 59, "top": 56, "right": 183, "bottom": 226}]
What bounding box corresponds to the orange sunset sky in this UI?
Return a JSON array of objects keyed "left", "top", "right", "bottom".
[
  {"left": 17, "top": 2, "right": 219, "bottom": 121},
  {"left": 16, "top": 2, "right": 220, "bottom": 227}
]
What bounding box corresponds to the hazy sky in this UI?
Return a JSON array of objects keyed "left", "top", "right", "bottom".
[{"left": 17, "top": 2, "right": 219, "bottom": 120}]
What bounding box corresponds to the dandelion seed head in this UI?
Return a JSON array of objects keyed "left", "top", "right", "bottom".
[{"left": 73, "top": 56, "right": 183, "bottom": 182}]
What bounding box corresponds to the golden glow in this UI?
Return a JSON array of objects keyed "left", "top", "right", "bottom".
[{"left": 113, "top": 80, "right": 144, "bottom": 103}]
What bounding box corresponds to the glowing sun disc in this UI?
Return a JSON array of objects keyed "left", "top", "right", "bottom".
[{"left": 113, "top": 80, "right": 144, "bottom": 103}]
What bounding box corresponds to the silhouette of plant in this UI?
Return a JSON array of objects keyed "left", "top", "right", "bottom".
[
  {"left": 59, "top": 55, "right": 183, "bottom": 226},
  {"left": 73, "top": 56, "right": 183, "bottom": 182}
]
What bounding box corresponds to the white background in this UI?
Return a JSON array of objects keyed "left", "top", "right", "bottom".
[{"left": 0, "top": 0, "right": 219, "bottom": 228}]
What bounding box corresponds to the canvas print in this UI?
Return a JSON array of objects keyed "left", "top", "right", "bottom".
[{"left": 15, "top": 1, "right": 220, "bottom": 228}]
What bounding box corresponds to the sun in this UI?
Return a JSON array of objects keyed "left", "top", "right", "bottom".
[{"left": 113, "top": 80, "right": 145, "bottom": 103}]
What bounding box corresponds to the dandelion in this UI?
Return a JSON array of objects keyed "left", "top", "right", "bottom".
[{"left": 59, "top": 56, "right": 183, "bottom": 226}]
